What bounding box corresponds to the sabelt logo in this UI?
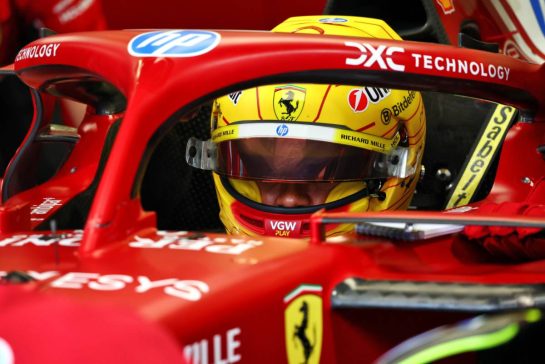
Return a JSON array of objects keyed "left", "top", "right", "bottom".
[
  {"left": 446, "top": 105, "right": 516, "bottom": 209},
  {"left": 345, "top": 42, "right": 405, "bottom": 71}
]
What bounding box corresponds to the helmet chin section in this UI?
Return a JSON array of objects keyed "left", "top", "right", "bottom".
[
  {"left": 231, "top": 201, "right": 312, "bottom": 238},
  {"left": 222, "top": 176, "right": 370, "bottom": 238}
]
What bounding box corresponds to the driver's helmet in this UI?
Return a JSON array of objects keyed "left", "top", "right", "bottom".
[{"left": 187, "top": 16, "right": 426, "bottom": 238}]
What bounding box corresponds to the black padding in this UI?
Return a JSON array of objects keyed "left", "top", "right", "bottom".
[
  {"left": 0, "top": 76, "right": 34, "bottom": 181},
  {"left": 141, "top": 105, "right": 222, "bottom": 231},
  {"left": 411, "top": 93, "right": 496, "bottom": 210},
  {"left": 323, "top": 0, "right": 448, "bottom": 43}
]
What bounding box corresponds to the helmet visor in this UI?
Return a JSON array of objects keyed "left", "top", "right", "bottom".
[{"left": 187, "top": 137, "right": 414, "bottom": 182}]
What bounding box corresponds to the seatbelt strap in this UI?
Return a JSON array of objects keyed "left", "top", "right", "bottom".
[{"left": 445, "top": 104, "right": 517, "bottom": 209}]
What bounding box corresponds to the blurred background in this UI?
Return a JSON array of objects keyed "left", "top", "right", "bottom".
[{"left": 102, "top": 0, "right": 327, "bottom": 30}]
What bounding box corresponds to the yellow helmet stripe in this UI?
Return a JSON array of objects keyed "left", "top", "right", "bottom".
[{"left": 212, "top": 122, "right": 400, "bottom": 154}]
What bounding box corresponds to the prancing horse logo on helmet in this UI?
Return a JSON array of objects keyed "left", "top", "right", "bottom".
[{"left": 274, "top": 85, "right": 306, "bottom": 121}]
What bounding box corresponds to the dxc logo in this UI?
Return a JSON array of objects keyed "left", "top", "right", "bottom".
[
  {"left": 128, "top": 30, "right": 220, "bottom": 57},
  {"left": 276, "top": 124, "right": 289, "bottom": 136},
  {"left": 345, "top": 42, "right": 405, "bottom": 72}
]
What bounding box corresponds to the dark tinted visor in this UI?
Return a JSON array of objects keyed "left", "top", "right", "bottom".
[{"left": 187, "top": 137, "right": 413, "bottom": 182}]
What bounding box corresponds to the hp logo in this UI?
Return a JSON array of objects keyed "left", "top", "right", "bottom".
[
  {"left": 276, "top": 124, "right": 289, "bottom": 136},
  {"left": 128, "top": 30, "right": 220, "bottom": 57}
]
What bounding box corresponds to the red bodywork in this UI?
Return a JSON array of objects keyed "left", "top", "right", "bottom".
[{"left": 0, "top": 21, "right": 545, "bottom": 364}]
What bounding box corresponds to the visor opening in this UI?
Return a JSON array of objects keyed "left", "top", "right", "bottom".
[{"left": 221, "top": 176, "right": 371, "bottom": 215}]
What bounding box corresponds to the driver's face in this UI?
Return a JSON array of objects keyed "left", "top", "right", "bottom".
[
  {"left": 257, "top": 181, "right": 338, "bottom": 207},
  {"left": 237, "top": 138, "right": 339, "bottom": 207},
  {"left": 236, "top": 138, "right": 340, "bottom": 180}
]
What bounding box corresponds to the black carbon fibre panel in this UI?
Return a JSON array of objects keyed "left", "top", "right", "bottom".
[{"left": 332, "top": 278, "right": 545, "bottom": 311}]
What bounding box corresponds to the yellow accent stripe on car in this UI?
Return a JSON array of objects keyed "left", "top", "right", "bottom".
[
  {"left": 446, "top": 104, "right": 516, "bottom": 209},
  {"left": 212, "top": 122, "right": 399, "bottom": 153}
]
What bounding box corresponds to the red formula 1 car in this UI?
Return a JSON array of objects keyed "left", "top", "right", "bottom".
[{"left": 1, "top": 13, "right": 545, "bottom": 364}]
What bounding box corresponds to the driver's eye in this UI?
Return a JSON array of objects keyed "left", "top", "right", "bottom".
[{"left": 241, "top": 154, "right": 269, "bottom": 173}]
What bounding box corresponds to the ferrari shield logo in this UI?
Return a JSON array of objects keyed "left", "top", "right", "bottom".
[
  {"left": 274, "top": 85, "right": 306, "bottom": 121},
  {"left": 284, "top": 285, "right": 323, "bottom": 364}
]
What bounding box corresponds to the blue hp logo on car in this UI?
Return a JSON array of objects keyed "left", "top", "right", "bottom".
[
  {"left": 276, "top": 124, "right": 289, "bottom": 136},
  {"left": 128, "top": 30, "right": 221, "bottom": 57}
]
